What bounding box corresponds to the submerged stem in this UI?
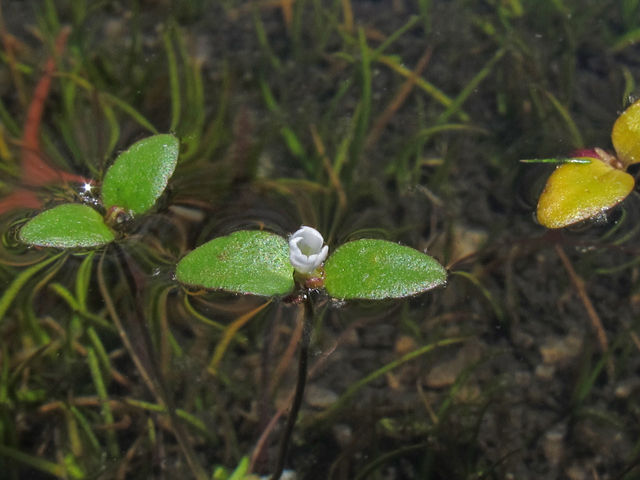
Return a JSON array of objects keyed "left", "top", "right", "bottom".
[{"left": 269, "top": 291, "right": 315, "bottom": 480}]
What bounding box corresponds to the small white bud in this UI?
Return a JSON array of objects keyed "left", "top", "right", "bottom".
[{"left": 288, "top": 226, "right": 329, "bottom": 275}]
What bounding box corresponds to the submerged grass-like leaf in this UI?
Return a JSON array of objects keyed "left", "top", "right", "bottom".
[
  {"left": 207, "top": 300, "right": 272, "bottom": 375},
  {"left": 0, "top": 444, "right": 79, "bottom": 479},
  {"left": 87, "top": 347, "right": 119, "bottom": 458},
  {"left": 0, "top": 253, "right": 64, "bottom": 324}
]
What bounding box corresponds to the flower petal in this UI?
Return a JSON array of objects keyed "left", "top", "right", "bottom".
[
  {"left": 316, "top": 245, "right": 329, "bottom": 266},
  {"left": 288, "top": 226, "right": 328, "bottom": 275}
]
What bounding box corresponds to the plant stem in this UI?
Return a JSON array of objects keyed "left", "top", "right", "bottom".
[{"left": 269, "top": 291, "right": 314, "bottom": 480}]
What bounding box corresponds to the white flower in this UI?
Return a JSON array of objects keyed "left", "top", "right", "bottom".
[{"left": 289, "top": 226, "right": 329, "bottom": 275}]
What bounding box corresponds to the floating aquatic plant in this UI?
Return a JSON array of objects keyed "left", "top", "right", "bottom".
[
  {"left": 176, "top": 226, "right": 446, "bottom": 480},
  {"left": 176, "top": 227, "right": 447, "bottom": 299},
  {"left": 19, "top": 134, "right": 180, "bottom": 248},
  {"left": 529, "top": 98, "right": 640, "bottom": 229}
]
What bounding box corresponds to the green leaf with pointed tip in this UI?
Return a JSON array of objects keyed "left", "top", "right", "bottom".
[
  {"left": 102, "top": 134, "right": 180, "bottom": 216},
  {"left": 19, "top": 204, "right": 115, "bottom": 248},
  {"left": 324, "top": 239, "right": 447, "bottom": 299},
  {"left": 176, "top": 230, "right": 294, "bottom": 296}
]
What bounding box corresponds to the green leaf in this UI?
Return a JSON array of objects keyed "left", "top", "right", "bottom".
[
  {"left": 227, "top": 457, "right": 250, "bottom": 480},
  {"left": 19, "top": 204, "right": 115, "bottom": 248},
  {"left": 324, "top": 239, "right": 447, "bottom": 299},
  {"left": 0, "top": 444, "right": 71, "bottom": 479},
  {"left": 176, "top": 230, "right": 294, "bottom": 296},
  {"left": 101, "top": 134, "right": 180, "bottom": 216}
]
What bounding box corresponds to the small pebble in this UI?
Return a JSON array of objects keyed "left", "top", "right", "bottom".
[
  {"left": 449, "top": 224, "right": 488, "bottom": 263},
  {"left": 424, "top": 340, "right": 484, "bottom": 388},
  {"left": 395, "top": 335, "right": 418, "bottom": 356},
  {"left": 535, "top": 363, "right": 555, "bottom": 380},
  {"left": 104, "top": 18, "right": 126, "bottom": 41},
  {"left": 429, "top": 223, "right": 487, "bottom": 264},
  {"left": 539, "top": 333, "right": 582, "bottom": 366},
  {"left": 332, "top": 424, "right": 353, "bottom": 448},
  {"left": 614, "top": 377, "right": 640, "bottom": 398},
  {"left": 340, "top": 328, "right": 360, "bottom": 347},
  {"left": 305, "top": 384, "right": 338, "bottom": 408},
  {"left": 542, "top": 423, "right": 566, "bottom": 466},
  {"left": 565, "top": 464, "right": 588, "bottom": 480},
  {"left": 513, "top": 370, "right": 532, "bottom": 387}
]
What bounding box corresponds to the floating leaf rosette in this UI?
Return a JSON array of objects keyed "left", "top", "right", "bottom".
[
  {"left": 177, "top": 228, "right": 447, "bottom": 300},
  {"left": 19, "top": 134, "right": 179, "bottom": 248},
  {"left": 534, "top": 97, "right": 640, "bottom": 229}
]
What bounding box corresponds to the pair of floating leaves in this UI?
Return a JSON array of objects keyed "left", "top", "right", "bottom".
[
  {"left": 535, "top": 98, "right": 640, "bottom": 229},
  {"left": 175, "top": 230, "right": 447, "bottom": 299},
  {"left": 19, "top": 134, "right": 179, "bottom": 248}
]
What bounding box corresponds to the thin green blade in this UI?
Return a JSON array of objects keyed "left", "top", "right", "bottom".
[
  {"left": 19, "top": 204, "right": 115, "bottom": 248},
  {"left": 176, "top": 230, "right": 294, "bottom": 296},
  {"left": 324, "top": 239, "right": 447, "bottom": 299},
  {"left": 101, "top": 134, "right": 180, "bottom": 216}
]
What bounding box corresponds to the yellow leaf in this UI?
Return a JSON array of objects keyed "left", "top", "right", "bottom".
[
  {"left": 612, "top": 98, "right": 640, "bottom": 166},
  {"left": 536, "top": 159, "right": 634, "bottom": 229}
]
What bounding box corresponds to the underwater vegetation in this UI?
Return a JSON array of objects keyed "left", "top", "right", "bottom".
[{"left": 2, "top": 1, "right": 640, "bottom": 480}]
